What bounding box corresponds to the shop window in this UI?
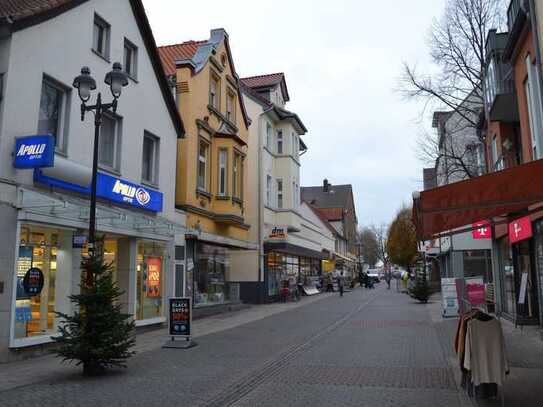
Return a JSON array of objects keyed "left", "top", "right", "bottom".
[
  {"left": 194, "top": 244, "right": 230, "bottom": 306},
  {"left": 14, "top": 226, "right": 61, "bottom": 339},
  {"left": 136, "top": 241, "right": 165, "bottom": 320}
]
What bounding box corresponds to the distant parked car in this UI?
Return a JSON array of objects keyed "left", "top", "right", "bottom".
[{"left": 366, "top": 269, "right": 380, "bottom": 283}]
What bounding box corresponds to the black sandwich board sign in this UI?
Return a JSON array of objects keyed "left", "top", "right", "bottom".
[{"left": 164, "top": 297, "right": 196, "bottom": 349}]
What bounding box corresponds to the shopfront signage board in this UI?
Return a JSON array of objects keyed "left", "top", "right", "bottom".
[
  {"left": 146, "top": 257, "right": 162, "bottom": 298},
  {"left": 23, "top": 267, "right": 44, "bottom": 296},
  {"left": 34, "top": 169, "right": 163, "bottom": 212},
  {"left": 72, "top": 235, "right": 87, "bottom": 248},
  {"left": 472, "top": 220, "right": 491, "bottom": 240},
  {"left": 268, "top": 226, "right": 288, "bottom": 240},
  {"left": 509, "top": 216, "right": 533, "bottom": 244},
  {"left": 13, "top": 135, "right": 55, "bottom": 169}
]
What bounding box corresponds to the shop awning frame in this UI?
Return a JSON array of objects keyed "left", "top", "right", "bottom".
[{"left": 413, "top": 158, "right": 543, "bottom": 239}]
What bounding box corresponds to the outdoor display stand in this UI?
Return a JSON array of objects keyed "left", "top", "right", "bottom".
[
  {"left": 163, "top": 297, "right": 197, "bottom": 349},
  {"left": 453, "top": 285, "right": 508, "bottom": 402}
]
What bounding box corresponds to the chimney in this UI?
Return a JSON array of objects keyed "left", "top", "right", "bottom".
[{"left": 323, "top": 179, "right": 329, "bottom": 192}]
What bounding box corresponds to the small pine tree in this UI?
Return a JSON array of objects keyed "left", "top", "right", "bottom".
[
  {"left": 410, "top": 271, "right": 430, "bottom": 303},
  {"left": 53, "top": 249, "right": 136, "bottom": 375}
]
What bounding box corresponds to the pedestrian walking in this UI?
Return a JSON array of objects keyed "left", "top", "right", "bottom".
[
  {"left": 338, "top": 271, "right": 345, "bottom": 297},
  {"left": 385, "top": 271, "right": 392, "bottom": 290}
]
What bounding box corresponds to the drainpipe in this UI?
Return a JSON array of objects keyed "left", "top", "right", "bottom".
[{"left": 257, "top": 112, "right": 264, "bottom": 303}]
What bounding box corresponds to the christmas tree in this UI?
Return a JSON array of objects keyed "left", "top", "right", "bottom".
[
  {"left": 409, "top": 270, "right": 430, "bottom": 303},
  {"left": 53, "top": 247, "right": 135, "bottom": 375}
]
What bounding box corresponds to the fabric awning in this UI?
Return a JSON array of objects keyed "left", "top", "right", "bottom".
[{"left": 413, "top": 159, "right": 543, "bottom": 239}]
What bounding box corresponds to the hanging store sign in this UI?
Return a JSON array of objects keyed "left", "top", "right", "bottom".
[
  {"left": 509, "top": 216, "right": 533, "bottom": 244},
  {"left": 22, "top": 267, "right": 44, "bottom": 296},
  {"left": 268, "top": 226, "right": 288, "bottom": 240},
  {"left": 13, "top": 135, "right": 55, "bottom": 169},
  {"left": 169, "top": 297, "right": 191, "bottom": 336},
  {"left": 472, "top": 220, "right": 491, "bottom": 240},
  {"left": 34, "top": 169, "right": 163, "bottom": 212}
]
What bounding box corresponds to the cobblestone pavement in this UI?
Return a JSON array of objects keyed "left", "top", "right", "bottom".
[{"left": 1, "top": 285, "right": 471, "bottom": 407}]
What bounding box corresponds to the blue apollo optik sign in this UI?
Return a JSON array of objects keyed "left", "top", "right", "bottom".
[
  {"left": 34, "top": 170, "right": 163, "bottom": 213},
  {"left": 13, "top": 135, "right": 55, "bottom": 168}
]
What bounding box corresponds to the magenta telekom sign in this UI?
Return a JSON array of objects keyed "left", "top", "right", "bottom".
[
  {"left": 472, "top": 220, "right": 491, "bottom": 240},
  {"left": 509, "top": 216, "right": 533, "bottom": 244}
]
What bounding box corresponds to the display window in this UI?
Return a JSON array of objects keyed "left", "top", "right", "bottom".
[
  {"left": 14, "top": 226, "right": 60, "bottom": 339},
  {"left": 136, "top": 241, "right": 165, "bottom": 320},
  {"left": 194, "top": 244, "right": 229, "bottom": 306}
]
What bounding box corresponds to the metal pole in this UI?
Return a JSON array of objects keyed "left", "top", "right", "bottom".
[{"left": 87, "top": 93, "right": 102, "bottom": 286}]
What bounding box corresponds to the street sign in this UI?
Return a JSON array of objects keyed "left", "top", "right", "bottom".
[
  {"left": 169, "top": 297, "right": 191, "bottom": 337},
  {"left": 13, "top": 135, "right": 55, "bottom": 169}
]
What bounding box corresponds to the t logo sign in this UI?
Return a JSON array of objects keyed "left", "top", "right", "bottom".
[
  {"left": 509, "top": 216, "right": 532, "bottom": 244},
  {"left": 472, "top": 220, "right": 491, "bottom": 240}
]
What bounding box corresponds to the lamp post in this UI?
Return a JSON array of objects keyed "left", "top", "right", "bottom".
[{"left": 73, "top": 63, "right": 128, "bottom": 281}]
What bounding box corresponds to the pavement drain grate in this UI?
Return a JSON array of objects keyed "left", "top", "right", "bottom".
[{"left": 272, "top": 365, "right": 457, "bottom": 390}]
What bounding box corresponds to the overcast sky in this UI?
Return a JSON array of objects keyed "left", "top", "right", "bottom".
[{"left": 142, "top": 0, "right": 446, "bottom": 226}]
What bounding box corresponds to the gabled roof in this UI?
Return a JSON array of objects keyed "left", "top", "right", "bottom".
[
  {"left": 158, "top": 29, "right": 251, "bottom": 129},
  {"left": 241, "top": 72, "right": 290, "bottom": 102},
  {"left": 0, "top": 0, "right": 185, "bottom": 138},
  {"left": 314, "top": 207, "right": 344, "bottom": 222},
  {"left": 301, "top": 184, "right": 354, "bottom": 210},
  {"left": 303, "top": 201, "right": 339, "bottom": 237},
  {"left": 0, "top": 0, "right": 87, "bottom": 30},
  {"left": 158, "top": 40, "right": 207, "bottom": 76}
]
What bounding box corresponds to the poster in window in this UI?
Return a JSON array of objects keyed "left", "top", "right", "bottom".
[{"left": 146, "top": 257, "right": 161, "bottom": 298}]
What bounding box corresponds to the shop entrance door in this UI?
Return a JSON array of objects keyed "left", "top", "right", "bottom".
[{"left": 513, "top": 240, "right": 540, "bottom": 324}]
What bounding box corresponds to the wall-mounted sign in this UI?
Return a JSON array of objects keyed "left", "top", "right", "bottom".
[
  {"left": 146, "top": 257, "right": 162, "bottom": 298},
  {"left": 23, "top": 267, "right": 44, "bottom": 296},
  {"left": 472, "top": 220, "right": 491, "bottom": 240},
  {"left": 509, "top": 216, "right": 533, "bottom": 244},
  {"left": 34, "top": 169, "right": 163, "bottom": 212},
  {"left": 169, "top": 297, "right": 191, "bottom": 336},
  {"left": 268, "top": 226, "right": 288, "bottom": 240},
  {"left": 13, "top": 135, "right": 55, "bottom": 169},
  {"left": 72, "top": 235, "right": 87, "bottom": 249}
]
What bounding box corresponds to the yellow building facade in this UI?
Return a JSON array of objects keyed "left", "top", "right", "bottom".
[{"left": 159, "top": 29, "right": 256, "bottom": 307}]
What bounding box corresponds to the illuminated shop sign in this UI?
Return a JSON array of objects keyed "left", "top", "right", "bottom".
[
  {"left": 509, "top": 216, "right": 533, "bottom": 244},
  {"left": 268, "top": 226, "right": 288, "bottom": 240},
  {"left": 34, "top": 169, "right": 163, "bottom": 212},
  {"left": 13, "top": 135, "right": 55, "bottom": 168}
]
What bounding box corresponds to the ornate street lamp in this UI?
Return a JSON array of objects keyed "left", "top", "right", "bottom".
[{"left": 73, "top": 63, "right": 128, "bottom": 274}]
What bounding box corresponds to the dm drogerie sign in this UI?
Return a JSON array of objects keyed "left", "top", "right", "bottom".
[{"left": 13, "top": 135, "right": 55, "bottom": 169}]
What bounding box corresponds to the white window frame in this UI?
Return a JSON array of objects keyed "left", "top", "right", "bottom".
[
  {"left": 37, "top": 75, "right": 71, "bottom": 153},
  {"left": 226, "top": 89, "right": 235, "bottom": 122},
  {"left": 218, "top": 148, "right": 228, "bottom": 196},
  {"left": 277, "top": 130, "right": 283, "bottom": 154},
  {"left": 209, "top": 72, "right": 220, "bottom": 109},
  {"left": 525, "top": 55, "right": 543, "bottom": 160},
  {"left": 92, "top": 14, "right": 110, "bottom": 59},
  {"left": 266, "top": 123, "right": 272, "bottom": 150},
  {"left": 142, "top": 132, "right": 159, "bottom": 185},
  {"left": 198, "top": 139, "right": 209, "bottom": 191},
  {"left": 98, "top": 113, "right": 122, "bottom": 171},
  {"left": 266, "top": 175, "right": 272, "bottom": 206},
  {"left": 124, "top": 38, "right": 138, "bottom": 80},
  {"left": 276, "top": 178, "right": 283, "bottom": 209}
]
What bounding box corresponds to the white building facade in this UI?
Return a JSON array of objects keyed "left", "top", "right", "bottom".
[
  {"left": 0, "top": 0, "right": 186, "bottom": 362},
  {"left": 234, "top": 73, "right": 334, "bottom": 302}
]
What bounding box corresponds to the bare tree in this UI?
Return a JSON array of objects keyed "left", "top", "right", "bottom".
[
  {"left": 370, "top": 224, "right": 389, "bottom": 266},
  {"left": 401, "top": 0, "right": 505, "bottom": 180},
  {"left": 358, "top": 227, "right": 379, "bottom": 267}
]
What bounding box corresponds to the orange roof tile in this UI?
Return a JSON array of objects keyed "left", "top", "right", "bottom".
[
  {"left": 157, "top": 40, "right": 207, "bottom": 76},
  {"left": 241, "top": 73, "right": 284, "bottom": 89},
  {"left": 315, "top": 207, "right": 344, "bottom": 221}
]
